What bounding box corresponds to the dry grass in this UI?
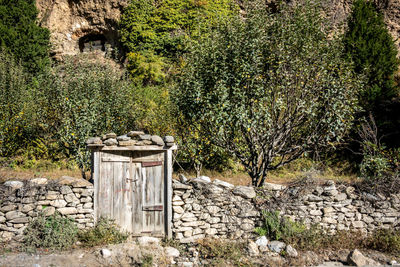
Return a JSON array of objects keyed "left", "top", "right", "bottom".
[{"left": 0, "top": 168, "right": 87, "bottom": 183}]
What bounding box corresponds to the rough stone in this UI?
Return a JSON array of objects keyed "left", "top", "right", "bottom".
[
  {"left": 255, "top": 236, "right": 269, "bottom": 247},
  {"left": 248, "top": 241, "right": 259, "bottom": 256},
  {"left": 137, "top": 236, "right": 160, "bottom": 246},
  {"left": 58, "top": 176, "right": 93, "bottom": 188},
  {"left": 86, "top": 137, "right": 102, "bottom": 145},
  {"left": 104, "top": 138, "right": 118, "bottom": 146},
  {"left": 42, "top": 207, "right": 55, "bottom": 216},
  {"left": 5, "top": 211, "right": 25, "bottom": 220},
  {"left": 51, "top": 199, "right": 67, "bottom": 208},
  {"left": 127, "top": 131, "right": 145, "bottom": 138},
  {"left": 268, "top": 241, "right": 286, "bottom": 253},
  {"left": 101, "top": 248, "right": 112, "bottom": 258},
  {"left": 164, "top": 136, "right": 174, "bottom": 143},
  {"left": 117, "top": 135, "right": 131, "bottom": 141},
  {"left": 1, "top": 205, "right": 17, "bottom": 212},
  {"left": 118, "top": 140, "right": 137, "bottom": 146},
  {"left": 285, "top": 245, "right": 298, "bottom": 257},
  {"left": 139, "top": 134, "right": 151, "bottom": 141},
  {"left": 165, "top": 246, "right": 180, "bottom": 258},
  {"left": 233, "top": 186, "right": 256, "bottom": 199},
  {"left": 264, "top": 182, "right": 286, "bottom": 191},
  {"left": 30, "top": 178, "right": 48, "bottom": 185},
  {"left": 105, "top": 133, "right": 117, "bottom": 139},
  {"left": 3, "top": 181, "right": 24, "bottom": 190},
  {"left": 57, "top": 207, "right": 77, "bottom": 215},
  {"left": 347, "top": 249, "right": 378, "bottom": 266},
  {"left": 151, "top": 135, "right": 165, "bottom": 146},
  {"left": 212, "top": 179, "right": 234, "bottom": 189},
  {"left": 192, "top": 176, "right": 211, "bottom": 184}
]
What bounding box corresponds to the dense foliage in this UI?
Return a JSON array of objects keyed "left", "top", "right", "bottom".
[
  {"left": 175, "top": 0, "right": 361, "bottom": 186},
  {"left": 44, "top": 56, "right": 135, "bottom": 176},
  {"left": 24, "top": 212, "right": 78, "bottom": 251},
  {"left": 344, "top": 0, "right": 399, "bottom": 108},
  {"left": 119, "top": 0, "right": 238, "bottom": 85},
  {"left": 0, "top": 0, "right": 50, "bottom": 73},
  {"left": 0, "top": 50, "right": 38, "bottom": 157}
]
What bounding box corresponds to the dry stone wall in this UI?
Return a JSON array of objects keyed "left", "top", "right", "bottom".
[
  {"left": 0, "top": 176, "right": 94, "bottom": 242},
  {"left": 260, "top": 179, "right": 400, "bottom": 234},
  {"left": 172, "top": 177, "right": 260, "bottom": 243},
  {"left": 172, "top": 177, "right": 400, "bottom": 243}
]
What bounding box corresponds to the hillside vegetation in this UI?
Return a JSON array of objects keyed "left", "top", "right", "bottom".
[{"left": 0, "top": 0, "right": 399, "bottom": 188}]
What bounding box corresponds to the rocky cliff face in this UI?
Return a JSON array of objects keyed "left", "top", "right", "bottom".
[
  {"left": 36, "top": 0, "right": 129, "bottom": 59},
  {"left": 36, "top": 0, "right": 400, "bottom": 58}
]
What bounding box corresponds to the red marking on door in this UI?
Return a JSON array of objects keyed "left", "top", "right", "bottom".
[{"left": 141, "top": 161, "right": 163, "bottom": 167}]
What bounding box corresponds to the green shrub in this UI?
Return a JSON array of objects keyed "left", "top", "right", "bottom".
[
  {"left": 344, "top": 0, "right": 399, "bottom": 108},
  {"left": 24, "top": 212, "right": 78, "bottom": 251},
  {"left": 255, "top": 211, "right": 307, "bottom": 241},
  {"left": 174, "top": 0, "right": 361, "bottom": 187},
  {"left": 43, "top": 55, "right": 135, "bottom": 177},
  {"left": 0, "top": 49, "right": 41, "bottom": 157},
  {"left": 0, "top": 0, "right": 50, "bottom": 73},
  {"left": 119, "top": 0, "right": 238, "bottom": 84},
  {"left": 78, "top": 217, "right": 127, "bottom": 247},
  {"left": 196, "top": 238, "right": 248, "bottom": 266},
  {"left": 367, "top": 229, "right": 400, "bottom": 254}
]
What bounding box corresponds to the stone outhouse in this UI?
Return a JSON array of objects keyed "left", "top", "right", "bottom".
[{"left": 88, "top": 133, "right": 176, "bottom": 238}]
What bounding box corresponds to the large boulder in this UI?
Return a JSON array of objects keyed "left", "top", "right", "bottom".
[{"left": 347, "top": 249, "right": 378, "bottom": 266}]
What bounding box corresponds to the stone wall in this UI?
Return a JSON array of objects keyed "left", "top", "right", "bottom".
[
  {"left": 172, "top": 177, "right": 400, "bottom": 243},
  {"left": 0, "top": 176, "right": 94, "bottom": 242},
  {"left": 172, "top": 177, "right": 260, "bottom": 243},
  {"left": 261, "top": 179, "right": 400, "bottom": 234}
]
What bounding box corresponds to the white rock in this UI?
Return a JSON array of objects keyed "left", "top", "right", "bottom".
[
  {"left": 30, "top": 178, "right": 48, "bottom": 185},
  {"left": 51, "top": 199, "right": 67, "bottom": 208},
  {"left": 255, "top": 236, "right": 269, "bottom": 247},
  {"left": 264, "top": 182, "right": 286, "bottom": 191},
  {"left": 248, "top": 241, "right": 259, "bottom": 256},
  {"left": 347, "top": 249, "right": 378, "bottom": 266},
  {"left": 101, "top": 248, "right": 112, "bottom": 258},
  {"left": 3, "top": 181, "right": 24, "bottom": 190},
  {"left": 137, "top": 236, "right": 160, "bottom": 246},
  {"left": 212, "top": 179, "right": 234, "bottom": 189},
  {"left": 192, "top": 176, "right": 211, "bottom": 184},
  {"left": 268, "top": 241, "right": 286, "bottom": 253},
  {"left": 233, "top": 186, "right": 256, "bottom": 199},
  {"left": 165, "top": 246, "right": 180, "bottom": 258},
  {"left": 286, "top": 245, "right": 298, "bottom": 257}
]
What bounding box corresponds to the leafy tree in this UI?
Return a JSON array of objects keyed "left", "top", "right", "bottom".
[
  {"left": 0, "top": 0, "right": 50, "bottom": 73},
  {"left": 344, "top": 0, "right": 399, "bottom": 108},
  {"left": 119, "top": 0, "right": 238, "bottom": 84},
  {"left": 45, "top": 55, "right": 134, "bottom": 177},
  {"left": 175, "top": 0, "right": 362, "bottom": 187},
  {"left": 0, "top": 49, "right": 30, "bottom": 156}
]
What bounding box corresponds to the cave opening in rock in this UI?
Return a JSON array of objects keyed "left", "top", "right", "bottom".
[{"left": 79, "top": 33, "right": 107, "bottom": 53}]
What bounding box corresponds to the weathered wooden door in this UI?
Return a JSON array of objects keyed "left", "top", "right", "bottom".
[
  {"left": 96, "top": 150, "right": 165, "bottom": 236},
  {"left": 97, "top": 151, "right": 133, "bottom": 232},
  {"left": 131, "top": 151, "right": 165, "bottom": 236}
]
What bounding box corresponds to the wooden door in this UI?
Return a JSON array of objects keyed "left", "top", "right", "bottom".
[
  {"left": 97, "top": 151, "right": 133, "bottom": 232},
  {"left": 131, "top": 151, "right": 165, "bottom": 236}
]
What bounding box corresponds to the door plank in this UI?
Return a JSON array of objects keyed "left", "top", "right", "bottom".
[{"left": 131, "top": 162, "right": 142, "bottom": 234}]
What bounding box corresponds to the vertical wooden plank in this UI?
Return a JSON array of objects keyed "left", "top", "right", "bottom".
[
  {"left": 142, "top": 166, "right": 155, "bottom": 233},
  {"left": 154, "top": 162, "right": 164, "bottom": 235},
  {"left": 112, "top": 160, "right": 123, "bottom": 229},
  {"left": 99, "top": 159, "right": 113, "bottom": 219},
  {"left": 93, "top": 150, "right": 101, "bottom": 224},
  {"left": 165, "top": 149, "right": 173, "bottom": 238},
  {"left": 131, "top": 161, "right": 142, "bottom": 234},
  {"left": 121, "top": 161, "right": 133, "bottom": 232}
]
